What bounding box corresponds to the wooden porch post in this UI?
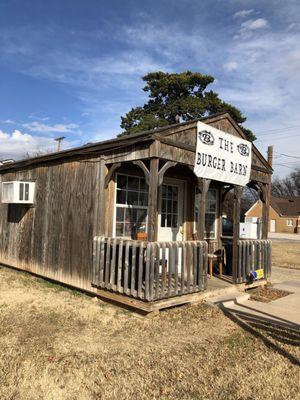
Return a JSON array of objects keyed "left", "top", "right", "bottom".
[
  {"left": 196, "top": 178, "right": 211, "bottom": 240},
  {"left": 147, "top": 158, "right": 159, "bottom": 242},
  {"left": 261, "top": 183, "right": 270, "bottom": 239},
  {"left": 94, "top": 157, "right": 108, "bottom": 237},
  {"left": 232, "top": 185, "right": 243, "bottom": 283}
]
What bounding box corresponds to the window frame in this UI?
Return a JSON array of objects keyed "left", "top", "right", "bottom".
[
  {"left": 113, "top": 173, "right": 149, "bottom": 239},
  {"left": 286, "top": 219, "right": 293, "bottom": 227}
]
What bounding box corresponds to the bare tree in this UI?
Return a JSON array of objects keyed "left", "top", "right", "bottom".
[{"left": 272, "top": 168, "right": 300, "bottom": 197}]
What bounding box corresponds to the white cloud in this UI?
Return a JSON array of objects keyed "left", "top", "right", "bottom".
[
  {"left": 0, "top": 129, "right": 78, "bottom": 160},
  {"left": 2, "top": 119, "right": 15, "bottom": 124},
  {"left": 22, "top": 121, "right": 79, "bottom": 134},
  {"left": 233, "top": 9, "right": 255, "bottom": 19},
  {"left": 241, "top": 18, "right": 268, "bottom": 30},
  {"left": 224, "top": 61, "right": 238, "bottom": 71},
  {"left": 28, "top": 114, "right": 50, "bottom": 121},
  {"left": 0, "top": 129, "right": 55, "bottom": 159}
]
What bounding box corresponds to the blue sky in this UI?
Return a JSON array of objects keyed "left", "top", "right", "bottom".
[{"left": 0, "top": 0, "right": 299, "bottom": 177}]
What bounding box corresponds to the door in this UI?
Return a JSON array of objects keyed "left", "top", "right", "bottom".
[
  {"left": 158, "top": 179, "right": 184, "bottom": 242},
  {"left": 270, "top": 219, "right": 276, "bottom": 233}
]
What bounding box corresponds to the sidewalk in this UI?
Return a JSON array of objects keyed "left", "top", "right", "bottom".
[
  {"left": 207, "top": 277, "right": 300, "bottom": 329},
  {"left": 269, "top": 232, "right": 300, "bottom": 242}
]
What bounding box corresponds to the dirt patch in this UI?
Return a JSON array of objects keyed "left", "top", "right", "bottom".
[
  {"left": 272, "top": 241, "right": 300, "bottom": 270},
  {"left": 248, "top": 284, "right": 292, "bottom": 303},
  {"left": 0, "top": 265, "right": 299, "bottom": 400}
]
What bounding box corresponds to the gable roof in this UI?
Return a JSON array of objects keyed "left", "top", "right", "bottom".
[
  {"left": 0, "top": 112, "right": 272, "bottom": 173},
  {"left": 271, "top": 196, "right": 300, "bottom": 217}
]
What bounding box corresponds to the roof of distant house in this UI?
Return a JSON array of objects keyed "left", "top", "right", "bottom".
[{"left": 271, "top": 196, "right": 300, "bottom": 217}]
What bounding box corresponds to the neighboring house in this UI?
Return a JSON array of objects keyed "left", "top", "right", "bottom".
[{"left": 245, "top": 196, "right": 300, "bottom": 234}]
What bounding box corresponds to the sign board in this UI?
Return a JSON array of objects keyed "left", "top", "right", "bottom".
[{"left": 194, "top": 121, "right": 252, "bottom": 186}]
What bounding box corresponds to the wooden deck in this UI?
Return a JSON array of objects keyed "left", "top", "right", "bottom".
[{"left": 92, "top": 237, "right": 271, "bottom": 313}]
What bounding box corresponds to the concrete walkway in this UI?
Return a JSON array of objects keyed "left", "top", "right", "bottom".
[
  {"left": 208, "top": 279, "right": 300, "bottom": 330},
  {"left": 269, "top": 232, "right": 300, "bottom": 242}
]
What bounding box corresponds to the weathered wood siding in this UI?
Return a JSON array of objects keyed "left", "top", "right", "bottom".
[{"left": 0, "top": 159, "right": 100, "bottom": 292}]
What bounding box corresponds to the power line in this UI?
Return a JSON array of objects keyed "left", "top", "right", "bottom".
[
  {"left": 273, "top": 163, "right": 299, "bottom": 170},
  {"left": 274, "top": 152, "right": 300, "bottom": 160},
  {"left": 255, "top": 124, "right": 300, "bottom": 135},
  {"left": 256, "top": 133, "right": 300, "bottom": 142}
]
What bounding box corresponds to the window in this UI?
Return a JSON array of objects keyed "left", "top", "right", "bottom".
[
  {"left": 195, "top": 189, "right": 218, "bottom": 239},
  {"left": 286, "top": 219, "right": 293, "bottom": 227},
  {"left": 19, "top": 182, "right": 29, "bottom": 201},
  {"left": 160, "top": 184, "right": 179, "bottom": 228},
  {"left": 115, "top": 174, "right": 148, "bottom": 238}
]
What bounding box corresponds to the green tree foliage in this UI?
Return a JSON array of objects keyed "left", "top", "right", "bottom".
[{"left": 120, "top": 71, "right": 256, "bottom": 141}]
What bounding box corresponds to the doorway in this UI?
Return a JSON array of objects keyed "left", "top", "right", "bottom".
[{"left": 157, "top": 178, "right": 185, "bottom": 242}]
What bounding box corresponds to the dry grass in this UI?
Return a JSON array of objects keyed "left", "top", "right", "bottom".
[
  {"left": 272, "top": 241, "right": 300, "bottom": 269},
  {"left": 0, "top": 266, "right": 299, "bottom": 400},
  {"left": 249, "top": 284, "right": 291, "bottom": 303}
]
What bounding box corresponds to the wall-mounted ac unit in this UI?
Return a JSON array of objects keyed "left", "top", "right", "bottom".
[{"left": 1, "top": 181, "right": 35, "bottom": 204}]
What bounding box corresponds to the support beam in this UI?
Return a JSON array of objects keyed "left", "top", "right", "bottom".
[
  {"left": 147, "top": 158, "right": 159, "bottom": 242},
  {"left": 104, "top": 162, "right": 121, "bottom": 188},
  {"left": 158, "top": 161, "right": 177, "bottom": 186},
  {"left": 261, "top": 183, "right": 270, "bottom": 239},
  {"left": 196, "top": 178, "right": 211, "bottom": 240},
  {"left": 232, "top": 185, "right": 243, "bottom": 283},
  {"left": 132, "top": 160, "right": 150, "bottom": 185}
]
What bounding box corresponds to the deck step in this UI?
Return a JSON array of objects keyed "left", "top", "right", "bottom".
[{"left": 206, "top": 291, "right": 250, "bottom": 306}]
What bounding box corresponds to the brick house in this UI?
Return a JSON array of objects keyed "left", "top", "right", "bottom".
[{"left": 245, "top": 196, "right": 300, "bottom": 234}]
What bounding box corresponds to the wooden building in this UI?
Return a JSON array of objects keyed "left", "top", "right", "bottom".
[
  {"left": 0, "top": 113, "right": 272, "bottom": 311},
  {"left": 245, "top": 196, "right": 300, "bottom": 234}
]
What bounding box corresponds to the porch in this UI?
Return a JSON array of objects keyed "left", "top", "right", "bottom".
[
  {"left": 91, "top": 114, "right": 273, "bottom": 311},
  {"left": 92, "top": 237, "right": 271, "bottom": 311}
]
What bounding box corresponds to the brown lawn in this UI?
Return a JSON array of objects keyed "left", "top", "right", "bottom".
[
  {"left": 0, "top": 265, "right": 299, "bottom": 400},
  {"left": 272, "top": 241, "right": 300, "bottom": 269}
]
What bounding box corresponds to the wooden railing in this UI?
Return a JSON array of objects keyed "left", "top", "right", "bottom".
[
  {"left": 237, "top": 239, "right": 271, "bottom": 283},
  {"left": 92, "top": 237, "right": 208, "bottom": 301}
]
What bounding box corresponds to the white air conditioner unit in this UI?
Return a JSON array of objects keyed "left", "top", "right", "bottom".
[{"left": 1, "top": 181, "right": 35, "bottom": 204}]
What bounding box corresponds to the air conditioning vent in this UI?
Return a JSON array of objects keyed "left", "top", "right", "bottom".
[{"left": 1, "top": 181, "right": 35, "bottom": 204}]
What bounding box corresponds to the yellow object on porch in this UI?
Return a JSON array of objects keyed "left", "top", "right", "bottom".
[{"left": 256, "top": 269, "right": 264, "bottom": 279}]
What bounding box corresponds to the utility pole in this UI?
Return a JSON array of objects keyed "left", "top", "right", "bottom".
[
  {"left": 267, "top": 145, "right": 274, "bottom": 168},
  {"left": 54, "top": 136, "right": 65, "bottom": 152}
]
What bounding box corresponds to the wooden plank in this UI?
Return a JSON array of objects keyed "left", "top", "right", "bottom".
[
  {"left": 161, "top": 242, "right": 166, "bottom": 298},
  {"left": 138, "top": 242, "right": 144, "bottom": 299},
  {"left": 131, "top": 242, "right": 137, "bottom": 297},
  {"left": 186, "top": 242, "right": 191, "bottom": 293},
  {"left": 154, "top": 243, "right": 160, "bottom": 299},
  {"left": 117, "top": 239, "right": 123, "bottom": 293},
  {"left": 110, "top": 239, "right": 117, "bottom": 291},
  {"left": 182, "top": 243, "right": 187, "bottom": 294},
  {"left": 124, "top": 241, "right": 130, "bottom": 295},
  {"left": 99, "top": 237, "right": 105, "bottom": 287},
  {"left": 145, "top": 242, "right": 151, "bottom": 301},
  {"left": 238, "top": 241, "right": 242, "bottom": 283},
  {"left": 168, "top": 243, "right": 173, "bottom": 297},
  {"left": 174, "top": 242, "right": 179, "bottom": 295},
  {"left": 148, "top": 243, "right": 155, "bottom": 300},
  {"left": 105, "top": 237, "right": 111, "bottom": 289}
]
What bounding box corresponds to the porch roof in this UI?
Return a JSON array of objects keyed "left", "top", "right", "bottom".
[{"left": 0, "top": 112, "right": 272, "bottom": 175}]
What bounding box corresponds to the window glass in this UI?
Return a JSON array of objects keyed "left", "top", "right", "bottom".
[
  {"left": 19, "top": 183, "right": 24, "bottom": 201},
  {"left": 160, "top": 184, "right": 179, "bottom": 228},
  {"left": 115, "top": 174, "right": 148, "bottom": 239}
]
